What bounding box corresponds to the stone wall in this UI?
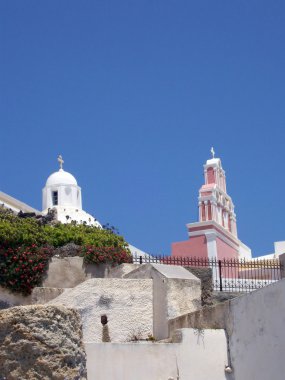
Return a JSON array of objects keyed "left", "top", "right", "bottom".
[
  {"left": 185, "top": 266, "right": 213, "bottom": 306},
  {"left": 49, "top": 278, "right": 153, "bottom": 343},
  {"left": 42, "top": 258, "right": 140, "bottom": 288},
  {"left": 0, "top": 305, "right": 87, "bottom": 380},
  {"left": 0, "top": 261, "right": 140, "bottom": 309},
  {"left": 0, "top": 286, "right": 32, "bottom": 309},
  {"left": 107, "top": 263, "right": 140, "bottom": 278},
  {"left": 32, "top": 287, "right": 67, "bottom": 304},
  {"left": 211, "top": 291, "right": 243, "bottom": 305},
  {"left": 42, "top": 256, "right": 113, "bottom": 288},
  {"left": 0, "top": 286, "right": 67, "bottom": 309}
]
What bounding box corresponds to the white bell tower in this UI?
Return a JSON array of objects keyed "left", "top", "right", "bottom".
[{"left": 42, "top": 155, "right": 101, "bottom": 227}]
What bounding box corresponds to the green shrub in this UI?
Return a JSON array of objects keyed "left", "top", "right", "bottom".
[
  {"left": 81, "top": 246, "right": 132, "bottom": 265},
  {"left": 44, "top": 223, "right": 128, "bottom": 249},
  {"left": 0, "top": 208, "right": 48, "bottom": 247},
  {"left": 0, "top": 206, "right": 129, "bottom": 251},
  {"left": 0, "top": 245, "right": 53, "bottom": 295}
]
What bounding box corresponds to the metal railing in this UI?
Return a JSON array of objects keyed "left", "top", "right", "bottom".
[{"left": 132, "top": 254, "right": 283, "bottom": 292}]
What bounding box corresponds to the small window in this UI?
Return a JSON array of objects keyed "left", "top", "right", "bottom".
[{"left": 52, "top": 191, "right": 58, "bottom": 206}]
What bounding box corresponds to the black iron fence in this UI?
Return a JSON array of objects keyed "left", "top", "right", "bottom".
[{"left": 132, "top": 254, "right": 283, "bottom": 292}]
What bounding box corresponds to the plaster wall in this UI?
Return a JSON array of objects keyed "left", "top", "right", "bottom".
[
  {"left": 126, "top": 265, "right": 168, "bottom": 340},
  {"left": 238, "top": 241, "right": 252, "bottom": 259},
  {"left": 42, "top": 183, "right": 81, "bottom": 210},
  {"left": 126, "top": 264, "right": 201, "bottom": 340},
  {"left": 207, "top": 167, "right": 215, "bottom": 183},
  {"left": 49, "top": 278, "right": 153, "bottom": 343},
  {"left": 169, "top": 279, "right": 285, "bottom": 380},
  {"left": 85, "top": 329, "right": 228, "bottom": 380},
  {"left": 274, "top": 241, "right": 285, "bottom": 255},
  {"left": 228, "top": 279, "right": 285, "bottom": 380},
  {"left": 216, "top": 236, "right": 238, "bottom": 260},
  {"left": 172, "top": 236, "right": 208, "bottom": 258},
  {"left": 55, "top": 206, "right": 99, "bottom": 227}
]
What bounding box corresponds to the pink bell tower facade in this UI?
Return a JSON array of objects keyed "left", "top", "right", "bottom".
[{"left": 171, "top": 149, "right": 251, "bottom": 260}]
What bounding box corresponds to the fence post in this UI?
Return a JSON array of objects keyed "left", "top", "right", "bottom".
[
  {"left": 139, "top": 256, "right": 142, "bottom": 265},
  {"left": 218, "top": 260, "right": 223, "bottom": 291},
  {"left": 279, "top": 253, "right": 285, "bottom": 279}
]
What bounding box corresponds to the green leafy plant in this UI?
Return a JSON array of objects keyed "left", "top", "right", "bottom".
[
  {"left": 146, "top": 334, "right": 156, "bottom": 342},
  {"left": 44, "top": 223, "right": 128, "bottom": 249},
  {"left": 0, "top": 208, "right": 48, "bottom": 247},
  {"left": 0, "top": 206, "right": 129, "bottom": 250}
]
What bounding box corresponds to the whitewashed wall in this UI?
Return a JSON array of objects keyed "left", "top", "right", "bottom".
[
  {"left": 49, "top": 278, "right": 153, "bottom": 342},
  {"left": 85, "top": 329, "right": 228, "bottom": 380},
  {"left": 228, "top": 278, "right": 285, "bottom": 380},
  {"left": 126, "top": 264, "right": 201, "bottom": 340}
]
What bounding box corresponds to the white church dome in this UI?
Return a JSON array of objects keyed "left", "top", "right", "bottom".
[{"left": 46, "top": 169, "right": 78, "bottom": 187}]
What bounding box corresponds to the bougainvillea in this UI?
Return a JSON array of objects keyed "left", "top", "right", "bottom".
[
  {"left": 81, "top": 246, "right": 132, "bottom": 265},
  {"left": 0, "top": 207, "right": 132, "bottom": 295},
  {"left": 0, "top": 245, "right": 53, "bottom": 295}
]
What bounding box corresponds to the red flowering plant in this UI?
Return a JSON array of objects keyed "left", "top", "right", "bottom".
[
  {"left": 81, "top": 246, "right": 132, "bottom": 265},
  {"left": 0, "top": 244, "right": 53, "bottom": 295}
]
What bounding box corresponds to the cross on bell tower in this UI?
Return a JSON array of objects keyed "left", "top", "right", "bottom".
[{"left": 57, "top": 155, "right": 64, "bottom": 170}]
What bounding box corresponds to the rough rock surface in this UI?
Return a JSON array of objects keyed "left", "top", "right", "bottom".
[
  {"left": 212, "top": 291, "right": 242, "bottom": 304},
  {"left": 53, "top": 243, "right": 81, "bottom": 258},
  {"left": 0, "top": 305, "right": 87, "bottom": 380},
  {"left": 185, "top": 267, "right": 213, "bottom": 306}
]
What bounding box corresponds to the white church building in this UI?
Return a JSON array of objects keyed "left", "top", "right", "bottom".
[
  {"left": 42, "top": 155, "right": 101, "bottom": 227},
  {"left": 0, "top": 155, "right": 101, "bottom": 227}
]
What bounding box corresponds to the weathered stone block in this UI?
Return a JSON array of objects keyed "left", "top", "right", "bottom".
[{"left": 0, "top": 305, "right": 87, "bottom": 380}]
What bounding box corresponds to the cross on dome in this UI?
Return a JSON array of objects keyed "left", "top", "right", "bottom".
[
  {"left": 210, "top": 147, "right": 215, "bottom": 159},
  {"left": 57, "top": 155, "right": 64, "bottom": 170}
]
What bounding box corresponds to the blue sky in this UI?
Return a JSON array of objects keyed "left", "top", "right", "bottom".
[{"left": 1, "top": 1, "right": 284, "bottom": 257}]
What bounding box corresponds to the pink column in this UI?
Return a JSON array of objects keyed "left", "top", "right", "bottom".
[
  {"left": 201, "top": 203, "right": 206, "bottom": 221},
  {"left": 208, "top": 202, "right": 212, "bottom": 220}
]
